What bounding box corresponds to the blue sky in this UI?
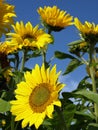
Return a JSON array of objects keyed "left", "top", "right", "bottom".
[{"left": 7, "top": 0, "right": 98, "bottom": 91}]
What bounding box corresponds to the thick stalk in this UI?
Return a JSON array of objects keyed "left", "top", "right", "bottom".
[
  {"left": 20, "top": 50, "right": 26, "bottom": 72},
  {"left": 15, "top": 53, "right": 19, "bottom": 70},
  {"left": 48, "top": 28, "right": 52, "bottom": 34},
  {"left": 42, "top": 50, "right": 46, "bottom": 65},
  {"left": 56, "top": 107, "right": 68, "bottom": 130},
  {"left": 89, "top": 44, "right": 98, "bottom": 123},
  {"left": 90, "top": 66, "right": 98, "bottom": 123},
  {"left": 11, "top": 116, "right": 15, "bottom": 130}
]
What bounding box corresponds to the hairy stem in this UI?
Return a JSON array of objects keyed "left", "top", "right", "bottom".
[
  {"left": 42, "top": 50, "right": 46, "bottom": 65},
  {"left": 11, "top": 116, "right": 15, "bottom": 130},
  {"left": 89, "top": 44, "right": 98, "bottom": 123},
  {"left": 56, "top": 106, "right": 68, "bottom": 130},
  {"left": 20, "top": 50, "right": 26, "bottom": 72}
]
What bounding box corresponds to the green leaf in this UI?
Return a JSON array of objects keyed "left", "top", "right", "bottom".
[
  {"left": 75, "top": 109, "right": 95, "bottom": 120},
  {"left": 76, "top": 76, "right": 91, "bottom": 90},
  {"left": 75, "top": 89, "right": 98, "bottom": 104},
  {"left": 55, "top": 51, "right": 75, "bottom": 59},
  {"left": 88, "top": 123, "right": 98, "bottom": 130},
  {"left": 63, "top": 104, "right": 76, "bottom": 128},
  {"left": 63, "top": 58, "right": 82, "bottom": 75},
  {"left": 0, "top": 98, "right": 11, "bottom": 112},
  {"left": 68, "top": 39, "right": 85, "bottom": 46},
  {"left": 43, "top": 119, "right": 52, "bottom": 126}
]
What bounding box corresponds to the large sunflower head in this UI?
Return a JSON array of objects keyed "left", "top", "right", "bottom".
[
  {"left": 7, "top": 21, "right": 53, "bottom": 50},
  {"left": 74, "top": 18, "right": 98, "bottom": 43},
  {"left": 0, "top": 0, "right": 16, "bottom": 37},
  {"left": 10, "top": 64, "right": 65, "bottom": 129},
  {"left": 37, "top": 6, "right": 73, "bottom": 32}
]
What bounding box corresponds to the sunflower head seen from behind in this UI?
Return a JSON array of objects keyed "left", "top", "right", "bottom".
[
  {"left": 74, "top": 18, "right": 98, "bottom": 44},
  {"left": 10, "top": 64, "right": 65, "bottom": 129},
  {"left": 37, "top": 6, "right": 73, "bottom": 32}
]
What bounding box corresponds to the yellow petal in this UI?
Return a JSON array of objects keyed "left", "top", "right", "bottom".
[
  {"left": 56, "top": 83, "right": 65, "bottom": 92},
  {"left": 41, "top": 63, "right": 47, "bottom": 82},
  {"left": 49, "top": 65, "right": 61, "bottom": 85},
  {"left": 34, "top": 112, "right": 45, "bottom": 129},
  {"left": 15, "top": 82, "right": 31, "bottom": 95},
  {"left": 29, "top": 113, "right": 38, "bottom": 127},
  {"left": 34, "top": 64, "right": 42, "bottom": 83},
  {"left": 53, "top": 100, "right": 61, "bottom": 107},
  {"left": 22, "top": 118, "right": 29, "bottom": 128},
  {"left": 46, "top": 104, "right": 54, "bottom": 118}
]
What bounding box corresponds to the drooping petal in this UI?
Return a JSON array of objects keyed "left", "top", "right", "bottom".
[
  {"left": 34, "top": 113, "right": 46, "bottom": 129},
  {"left": 46, "top": 104, "right": 54, "bottom": 118},
  {"left": 53, "top": 100, "right": 61, "bottom": 107}
]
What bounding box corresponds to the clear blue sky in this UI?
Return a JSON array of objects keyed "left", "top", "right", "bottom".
[{"left": 7, "top": 0, "right": 98, "bottom": 91}]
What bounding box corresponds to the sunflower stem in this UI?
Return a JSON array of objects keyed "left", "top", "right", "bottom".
[
  {"left": 11, "top": 116, "right": 15, "bottom": 130},
  {"left": 89, "top": 43, "right": 98, "bottom": 123},
  {"left": 48, "top": 28, "right": 52, "bottom": 34},
  {"left": 15, "top": 53, "right": 19, "bottom": 70},
  {"left": 42, "top": 50, "right": 46, "bottom": 64},
  {"left": 42, "top": 49, "right": 47, "bottom": 69},
  {"left": 20, "top": 49, "right": 26, "bottom": 72},
  {"left": 89, "top": 66, "right": 98, "bottom": 123},
  {"left": 56, "top": 106, "right": 68, "bottom": 130}
]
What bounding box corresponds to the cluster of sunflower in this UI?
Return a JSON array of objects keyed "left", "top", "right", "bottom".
[
  {"left": 1, "top": 0, "right": 98, "bottom": 130},
  {"left": 0, "top": 2, "right": 73, "bottom": 129}
]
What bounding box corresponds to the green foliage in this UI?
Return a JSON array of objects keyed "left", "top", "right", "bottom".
[
  {"left": 0, "top": 98, "right": 11, "bottom": 112},
  {"left": 63, "top": 58, "right": 82, "bottom": 75},
  {"left": 0, "top": 1, "right": 98, "bottom": 130},
  {"left": 68, "top": 39, "right": 85, "bottom": 46},
  {"left": 75, "top": 89, "right": 98, "bottom": 104},
  {"left": 55, "top": 51, "right": 75, "bottom": 59},
  {"left": 87, "top": 123, "right": 98, "bottom": 130}
]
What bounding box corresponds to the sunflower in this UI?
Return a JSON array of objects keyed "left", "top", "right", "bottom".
[
  {"left": 0, "top": 42, "right": 17, "bottom": 55},
  {"left": 0, "top": 0, "right": 16, "bottom": 37},
  {"left": 0, "top": 42, "right": 10, "bottom": 69},
  {"left": 7, "top": 21, "right": 53, "bottom": 50},
  {"left": 37, "top": 6, "right": 73, "bottom": 32},
  {"left": 74, "top": 18, "right": 98, "bottom": 43},
  {"left": 0, "top": 42, "right": 14, "bottom": 82},
  {"left": 10, "top": 64, "right": 65, "bottom": 129}
]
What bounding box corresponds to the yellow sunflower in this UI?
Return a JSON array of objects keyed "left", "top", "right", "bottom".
[
  {"left": 0, "top": 42, "right": 10, "bottom": 69},
  {"left": 0, "top": 0, "right": 16, "bottom": 37},
  {"left": 0, "top": 42, "right": 17, "bottom": 55},
  {"left": 74, "top": 18, "right": 98, "bottom": 43},
  {"left": 0, "top": 43, "right": 13, "bottom": 82},
  {"left": 7, "top": 21, "right": 53, "bottom": 50},
  {"left": 10, "top": 64, "right": 65, "bottom": 129},
  {"left": 37, "top": 6, "right": 73, "bottom": 32}
]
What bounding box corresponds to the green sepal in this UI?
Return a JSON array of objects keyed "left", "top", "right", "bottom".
[{"left": 68, "top": 39, "right": 85, "bottom": 46}]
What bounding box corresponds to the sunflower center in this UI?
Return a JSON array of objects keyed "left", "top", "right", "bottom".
[
  {"left": 22, "top": 34, "right": 36, "bottom": 41},
  {"left": 29, "top": 83, "right": 50, "bottom": 108}
]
